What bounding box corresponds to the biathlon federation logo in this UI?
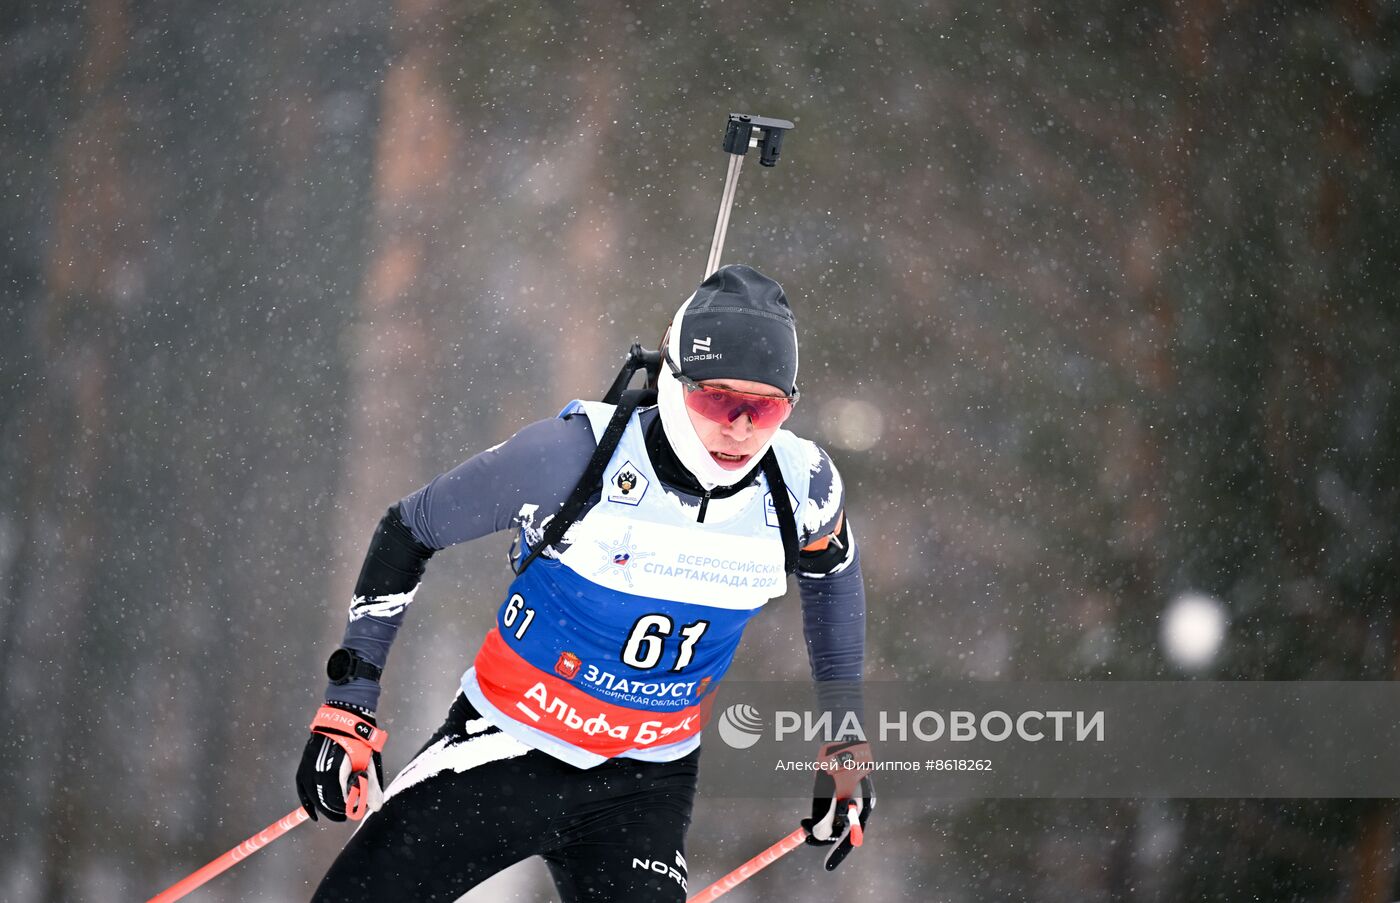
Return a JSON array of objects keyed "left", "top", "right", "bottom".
[
  {"left": 717, "top": 703, "right": 764, "bottom": 750},
  {"left": 594, "top": 528, "right": 654, "bottom": 587},
  {"left": 605, "top": 461, "right": 649, "bottom": 506}
]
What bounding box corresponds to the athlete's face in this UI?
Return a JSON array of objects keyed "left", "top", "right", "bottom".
[{"left": 684, "top": 377, "right": 788, "bottom": 471}]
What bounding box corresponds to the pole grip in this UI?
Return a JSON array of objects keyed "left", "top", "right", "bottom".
[
  {"left": 848, "top": 802, "right": 864, "bottom": 847},
  {"left": 147, "top": 807, "right": 311, "bottom": 903}
]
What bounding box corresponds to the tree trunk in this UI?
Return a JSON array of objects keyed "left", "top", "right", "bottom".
[
  {"left": 12, "top": 0, "right": 136, "bottom": 898},
  {"left": 316, "top": 0, "right": 464, "bottom": 866},
  {"left": 328, "top": 0, "right": 460, "bottom": 605}
]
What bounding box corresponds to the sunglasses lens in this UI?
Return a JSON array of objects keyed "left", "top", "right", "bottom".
[{"left": 685, "top": 385, "right": 793, "bottom": 428}]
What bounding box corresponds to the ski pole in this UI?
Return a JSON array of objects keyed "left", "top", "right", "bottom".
[
  {"left": 686, "top": 826, "right": 807, "bottom": 902},
  {"left": 704, "top": 113, "right": 794, "bottom": 281},
  {"left": 147, "top": 806, "right": 310, "bottom": 903}
]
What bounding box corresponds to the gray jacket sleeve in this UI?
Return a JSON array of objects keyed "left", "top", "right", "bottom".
[{"left": 398, "top": 414, "right": 598, "bottom": 550}]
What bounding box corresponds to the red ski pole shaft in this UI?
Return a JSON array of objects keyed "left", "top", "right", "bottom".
[
  {"left": 687, "top": 826, "right": 807, "bottom": 902},
  {"left": 147, "top": 806, "right": 310, "bottom": 903}
]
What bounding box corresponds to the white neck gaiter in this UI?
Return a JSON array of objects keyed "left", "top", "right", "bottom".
[{"left": 656, "top": 297, "right": 780, "bottom": 491}]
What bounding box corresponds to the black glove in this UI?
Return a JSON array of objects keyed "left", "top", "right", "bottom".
[
  {"left": 800, "top": 740, "right": 875, "bottom": 871},
  {"left": 295, "top": 702, "right": 388, "bottom": 822}
]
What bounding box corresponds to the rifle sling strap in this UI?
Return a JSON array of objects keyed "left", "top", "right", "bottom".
[{"left": 515, "top": 394, "right": 799, "bottom": 576}]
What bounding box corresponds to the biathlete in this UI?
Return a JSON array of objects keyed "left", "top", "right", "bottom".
[{"left": 295, "top": 264, "right": 874, "bottom": 901}]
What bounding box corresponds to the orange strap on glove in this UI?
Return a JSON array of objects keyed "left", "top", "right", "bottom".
[{"left": 307, "top": 705, "right": 389, "bottom": 821}]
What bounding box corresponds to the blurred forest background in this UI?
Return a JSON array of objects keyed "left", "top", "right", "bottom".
[{"left": 2, "top": 0, "right": 1398, "bottom": 900}]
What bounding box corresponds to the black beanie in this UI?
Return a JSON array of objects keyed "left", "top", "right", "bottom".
[{"left": 674, "top": 265, "right": 799, "bottom": 394}]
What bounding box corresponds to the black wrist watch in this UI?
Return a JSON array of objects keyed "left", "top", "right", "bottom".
[{"left": 326, "top": 647, "right": 383, "bottom": 686}]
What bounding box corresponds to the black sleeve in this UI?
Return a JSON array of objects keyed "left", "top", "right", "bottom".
[
  {"left": 796, "top": 515, "right": 866, "bottom": 724},
  {"left": 323, "top": 506, "right": 435, "bottom": 711}
]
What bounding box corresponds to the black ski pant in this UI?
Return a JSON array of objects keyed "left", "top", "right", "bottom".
[{"left": 311, "top": 693, "right": 699, "bottom": 902}]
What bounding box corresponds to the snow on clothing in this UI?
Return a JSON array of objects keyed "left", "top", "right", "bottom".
[
  {"left": 327, "top": 402, "right": 865, "bottom": 765},
  {"left": 311, "top": 694, "right": 700, "bottom": 903}
]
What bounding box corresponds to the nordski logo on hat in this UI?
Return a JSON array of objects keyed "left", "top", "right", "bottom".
[{"left": 687, "top": 335, "right": 721, "bottom": 362}]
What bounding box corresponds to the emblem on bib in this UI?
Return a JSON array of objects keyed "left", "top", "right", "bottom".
[
  {"left": 555, "top": 650, "right": 582, "bottom": 680},
  {"left": 763, "top": 488, "right": 801, "bottom": 528},
  {"left": 593, "top": 528, "right": 655, "bottom": 588},
  {"left": 606, "top": 461, "right": 649, "bottom": 506}
]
